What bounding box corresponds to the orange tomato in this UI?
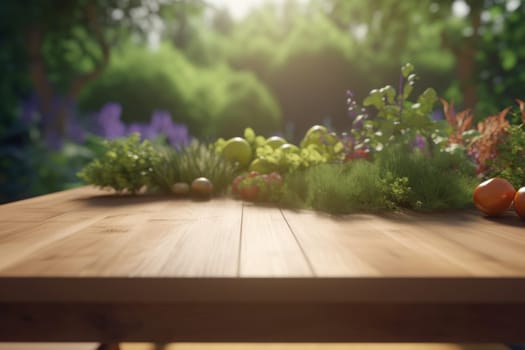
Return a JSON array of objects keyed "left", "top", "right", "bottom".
[
  {"left": 473, "top": 177, "right": 516, "bottom": 216},
  {"left": 514, "top": 187, "right": 525, "bottom": 218}
]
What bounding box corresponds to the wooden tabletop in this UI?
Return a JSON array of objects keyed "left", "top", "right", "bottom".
[{"left": 1, "top": 187, "right": 525, "bottom": 343}]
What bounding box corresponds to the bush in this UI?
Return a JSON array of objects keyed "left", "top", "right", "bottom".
[{"left": 78, "top": 44, "right": 282, "bottom": 139}]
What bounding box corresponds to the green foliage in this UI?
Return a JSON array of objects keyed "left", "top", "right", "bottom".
[
  {"left": 77, "top": 133, "right": 159, "bottom": 193},
  {"left": 203, "top": 1, "right": 456, "bottom": 137},
  {"left": 202, "top": 68, "right": 282, "bottom": 138},
  {"left": 280, "top": 147, "right": 477, "bottom": 214},
  {"left": 0, "top": 118, "right": 101, "bottom": 203},
  {"left": 476, "top": 2, "right": 525, "bottom": 119},
  {"left": 352, "top": 64, "right": 441, "bottom": 153},
  {"left": 78, "top": 45, "right": 282, "bottom": 139},
  {"left": 487, "top": 124, "right": 525, "bottom": 189},
  {"left": 152, "top": 141, "right": 237, "bottom": 195}
]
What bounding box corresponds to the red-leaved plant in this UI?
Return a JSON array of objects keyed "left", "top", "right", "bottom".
[
  {"left": 515, "top": 98, "right": 525, "bottom": 124},
  {"left": 441, "top": 99, "right": 511, "bottom": 175}
]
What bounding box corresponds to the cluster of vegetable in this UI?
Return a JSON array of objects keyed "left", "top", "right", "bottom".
[
  {"left": 77, "top": 63, "right": 525, "bottom": 218},
  {"left": 215, "top": 125, "right": 344, "bottom": 175}
]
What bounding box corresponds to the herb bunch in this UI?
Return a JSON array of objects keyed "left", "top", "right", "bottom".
[{"left": 77, "top": 133, "right": 159, "bottom": 193}]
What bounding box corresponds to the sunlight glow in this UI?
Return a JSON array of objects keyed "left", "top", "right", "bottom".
[{"left": 207, "top": 0, "right": 289, "bottom": 19}]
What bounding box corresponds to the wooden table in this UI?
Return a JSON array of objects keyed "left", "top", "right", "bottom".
[{"left": 1, "top": 187, "right": 525, "bottom": 344}]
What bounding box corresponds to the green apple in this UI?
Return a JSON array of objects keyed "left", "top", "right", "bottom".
[
  {"left": 265, "top": 136, "right": 287, "bottom": 149},
  {"left": 222, "top": 137, "right": 253, "bottom": 168}
]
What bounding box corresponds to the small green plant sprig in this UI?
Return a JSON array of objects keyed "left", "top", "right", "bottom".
[
  {"left": 349, "top": 63, "right": 441, "bottom": 154},
  {"left": 77, "top": 133, "right": 159, "bottom": 193}
]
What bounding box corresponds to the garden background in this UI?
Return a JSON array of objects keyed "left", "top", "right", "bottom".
[{"left": 1, "top": 0, "right": 524, "bottom": 204}]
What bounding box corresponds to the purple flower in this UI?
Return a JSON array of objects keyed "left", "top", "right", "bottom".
[
  {"left": 431, "top": 110, "right": 444, "bottom": 121},
  {"left": 165, "top": 122, "right": 191, "bottom": 149},
  {"left": 66, "top": 118, "right": 86, "bottom": 143},
  {"left": 97, "top": 103, "right": 126, "bottom": 139},
  {"left": 150, "top": 110, "right": 174, "bottom": 131},
  {"left": 21, "top": 95, "right": 39, "bottom": 125},
  {"left": 412, "top": 134, "right": 426, "bottom": 150}
]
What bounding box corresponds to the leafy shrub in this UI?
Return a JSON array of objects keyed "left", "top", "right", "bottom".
[{"left": 78, "top": 44, "right": 282, "bottom": 139}]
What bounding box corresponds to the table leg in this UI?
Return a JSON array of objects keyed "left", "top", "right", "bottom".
[{"left": 96, "top": 344, "right": 120, "bottom": 350}]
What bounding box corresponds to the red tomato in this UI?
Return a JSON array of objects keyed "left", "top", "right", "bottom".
[
  {"left": 240, "top": 185, "right": 259, "bottom": 202},
  {"left": 473, "top": 177, "right": 516, "bottom": 216},
  {"left": 514, "top": 187, "right": 525, "bottom": 219},
  {"left": 232, "top": 175, "right": 245, "bottom": 195}
]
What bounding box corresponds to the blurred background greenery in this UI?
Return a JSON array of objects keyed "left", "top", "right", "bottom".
[{"left": 1, "top": 0, "right": 524, "bottom": 203}]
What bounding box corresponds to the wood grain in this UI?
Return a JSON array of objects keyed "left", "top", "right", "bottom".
[
  {"left": 281, "top": 208, "right": 525, "bottom": 277},
  {"left": 240, "top": 204, "right": 312, "bottom": 276}
]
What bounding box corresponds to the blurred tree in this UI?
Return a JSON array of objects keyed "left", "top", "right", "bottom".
[
  {"left": 205, "top": 0, "right": 455, "bottom": 137},
  {"left": 0, "top": 0, "right": 200, "bottom": 142},
  {"left": 437, "top": 0, "right": 483, "bottom": 110},
  {"left": 476, "top": 1, "right": 525, "bottom": 120}
]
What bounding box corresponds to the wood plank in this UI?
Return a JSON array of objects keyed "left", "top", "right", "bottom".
[
  {"left": 0, "top": 213, "right": 151, "bottom": 276},
  {"left": 281, "top": 209, "right": 471, "bottom": 277},
  {"left": 240, "top": 204, "right": 312, "bottom": 277},
  {"left": 146, "top": 198, "right": 242, "bottom": 277},
  {"left": 0, "top": 216, "right": 107, "bottom": 272},
  {"left": 364, "top": 212, "right": 525, "bottom": 276},
  {"left": 0, "top": 197, "right": 242, "bottom": 277}
]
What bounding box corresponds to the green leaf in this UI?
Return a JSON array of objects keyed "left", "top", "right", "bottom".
[
  {"left": 380, "top": 85, "right": 396, "bottom": 104},
  {"left": 401, "top": 63, "right": 414, "bottom": 78},
  {"left": 363, "top": 90, "right": 384, "bottom": 109},
  {"left": 402, "top": 83, "right": 414, "bottom": 100}
]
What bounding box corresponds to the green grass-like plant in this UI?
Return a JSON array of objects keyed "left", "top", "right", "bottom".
[
  {"left": 151, "top": 140, "right": 237, "bottom": 195},
  {"left": 280, "top": 147, "right": 478, "bottom": 214}
]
